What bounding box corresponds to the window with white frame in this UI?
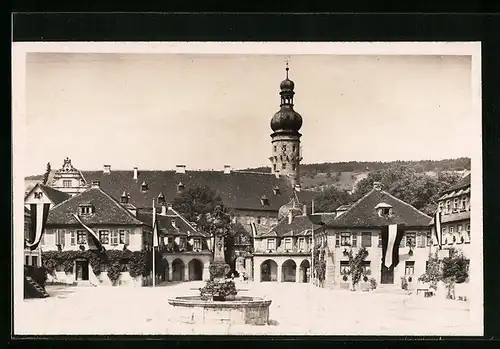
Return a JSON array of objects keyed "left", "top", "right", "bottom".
[
  {"left": 267, "top": 238, "right": 276, "bottom": 251},
  {"left": 361, "top": 232, "right": 372, "bottom": 247},
  {"left": 63, "top": 180, "right": 72, "bottom": 188},
  {"left": 417, "top": 233, "right": 426, "bottom": 248},
  {"left": 406, "top": 232, "right": 416, "bottom": 247},
  {"left": 405, "top": 261, "right": 415, "bottom": 275},
  {"left": 70, "top": 231, "right": 76, "bottom": 245},
  {"left": 76, "top": 230, "right": 87, "bottom": 244},
  {"left": 465, "top": 224, "right": 470, "bottom": 243},
  {"left": 352, "top": 232, "right": 358, "bottom": 247},
  {"left": 111, "top": 231, "right": 119, "bottom": 245},
  {"left": 445, "top": 200, "right": 451, "bottom": 213},
  {"left": 119, "top": 230, "right": 129, "bottom": 245},
  {"left": 340, "top": 232, "right": 351, "bottom": 246},
  {"left": 99, "top": 230, "right": 110, "bottom": 244},
  {"left": 457, "top": 225, "right": 463, "bottom": 244},
  {"left": 55, "top": 229, "right": 66, "bottom": 246},
  {"left": 335, "top": 233, "right": 340, "bottom": 247},
  {"left": 308, "top": 237, "right": 312, "bottom": 246},
  {"left": 378, "top": 232, "right": 383, "bottom": 247},
  {"left": 438, "top": 201, "right": 444, "bottom": 212},
  {"left": 193, "top": 238, "right": 201, "bottom": 250},
  {"left": 426, "top": 231, "right": 432, "bottom": 246},
  {"left": 298, "top": 238, "right": 305, "bottom": 250},
  {"left": 340, "top": 261, "right": 350, "bottom": 276},
  {"left": 453, "top": 198, "right": 459, "bottom": 211},
  {"left": 284, "top": 238, "right": 292, "bottom": 251},
  {"left": 179, "top": 237, "right": 187, "bottom": 248},
  {"left": 448, "top": 226, "right": 454, "bottom": 244},
  {"left": 461, "top": 196, "right": 467, "bottom": 211}
]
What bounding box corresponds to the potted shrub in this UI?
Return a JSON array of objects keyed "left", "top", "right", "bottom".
[{"left": 369, "top": 277, "right": 377, "bottom": 290}]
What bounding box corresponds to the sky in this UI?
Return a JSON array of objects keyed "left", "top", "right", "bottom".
[{"left": 24, "top": 53, "right": 473, "bottom": 175}]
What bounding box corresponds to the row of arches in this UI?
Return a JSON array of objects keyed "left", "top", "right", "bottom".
[
  {"left": 260, "top": 259, "right": 310, "bottom": 283},
  {"left": 161, "top": 258, "right": 204, "bottom": 282}
]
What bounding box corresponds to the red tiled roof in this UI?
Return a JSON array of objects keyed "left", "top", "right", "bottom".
[
  {"left": 441, "top": 174, "right": 471, "bottom": 195},
  {"left": 46, "top": 187, "right": 144, "bottom": 226},
  {"left": 321, "top": 189, "right": 432, "bottom": 228},
  {"left": 80, "top": 170, "right": 301, "bottom": 211},
  {"left": 136, "top": 207, "right": 207, "bottom": 238},
  {"left": 259, "top": 215, "right": 322, "bottom": 237},
  {"left": 24, "top": 183, "right": 71, "bottom": 205}
]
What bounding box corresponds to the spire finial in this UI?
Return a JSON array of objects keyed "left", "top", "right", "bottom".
[{"left": 285, "top": 59, "right": 289, "bottom": 79}]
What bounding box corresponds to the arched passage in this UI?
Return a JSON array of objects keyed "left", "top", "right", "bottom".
[
  {"left": 172, "top": 259, "right": 185, "bottom": 282},
  {"left": 299, "top": 259, "right": 311, "bottom": 283},
  {"left": 281, "top": 259, "right": 297, "bottom": 282},
  {"left": 162, "top": 258, "right": 169, "bottom": 282},
  {"left": 260, "top": 259, "right": 278, "bottom": 282},
  {"left": 188, "top": 259, "right": 203, "bottom": 281}
]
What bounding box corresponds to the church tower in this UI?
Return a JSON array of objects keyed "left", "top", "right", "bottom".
[{"left": 269, "top": 63, "right": 303, "bottom": 186}]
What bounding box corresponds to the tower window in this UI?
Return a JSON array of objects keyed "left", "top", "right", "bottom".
[
  {"left": 292, "top": 164, "right": 296, "bottom": 171},
  {"left": 282, "top": 163, "right": 286, "bottom": 170},
  {"left": 273, "top": 146, "right": 276, "bottom": 152},
  {"left": 292, "top": 145, "right": 296, "bottom": 152},
  {"left": 273, "top": 164, "right": 277, "bottom": 171}
]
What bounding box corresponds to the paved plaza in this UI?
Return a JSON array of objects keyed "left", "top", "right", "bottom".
[{"left": 16, "top": 282, "right": 478, "bottom": 336}]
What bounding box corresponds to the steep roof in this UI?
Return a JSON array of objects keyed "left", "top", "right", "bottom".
[
  {"left": 136, "top": 206, "right": 207, "bottom": 238},
  {"left": 321, "top": 189, "right": 432, "bottom": 228},
  {"left": 46, "top": 187, "right": 144, "bottom": 226},
  {"left": 24, "top": 183, "right": 71, "bottom": 205},
  {"left": 441, "top": 174, "right": 471, "bottom": 195},
  {"left": 258, "top": 215, "right": 321, "bottom": 238},
  {"left": 80, "top": 170, "right": 297, "bottom": 211}
]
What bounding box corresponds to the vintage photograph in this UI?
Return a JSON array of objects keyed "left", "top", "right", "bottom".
[{"left": 12, "top": 42, "right": 482, "bottom": 336}]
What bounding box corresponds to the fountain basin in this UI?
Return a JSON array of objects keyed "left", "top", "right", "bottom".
[{"left": 168, "top": 296, "right": 272, "bottom": 325}]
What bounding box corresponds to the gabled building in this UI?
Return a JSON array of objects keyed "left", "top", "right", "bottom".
[
  {"left": 43, "top": 181, "right": 147, "bottom": 286},
  {"left": 312, "top": 182, "right": 432, "bottom": 289},
  {"left": 24, "top": 183, "right": 71, "bottom": 267},
  {"left": 252, "top": 197, "right": 320, "bottom": 283},
  {"left": 136, "top": 203, "right": 212, "bottom": 282},
  {"left": 432, "top": 174, "right": 471, "bottom": 257}
]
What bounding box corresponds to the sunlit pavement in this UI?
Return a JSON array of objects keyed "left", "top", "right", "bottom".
[{"left": 15, "top": 281, "right": 479, "bottom": 336}]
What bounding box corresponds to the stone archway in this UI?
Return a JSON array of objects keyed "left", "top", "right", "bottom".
[
  {"left": 162, "top": 258, "right": 169, "bottom": 282},
  {"left": 260, "top": 259, "right": 278, "bottom": 282},
  {"left": 172, "top": 258, "right": 185, "bottom": 282},
  {"left": 299, "top": 259, "right": 311, "bottom": 283},
  {"left": 188, "top": 259, "right": 203, "bottom": 281},
  {"left": 281, "top": 259, "right": 297, "bottom": 282}
]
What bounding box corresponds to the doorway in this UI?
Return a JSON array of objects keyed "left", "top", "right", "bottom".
[
  {"left": 380, "top": 265, "right": 394, "bottom": 284},
  {"left": 75, "top": 259, "right": 89, "bottom": 281}
]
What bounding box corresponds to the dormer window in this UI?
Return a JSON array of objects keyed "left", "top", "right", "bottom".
[
  {"left": 177, "top": 182, "right": 185, "bottom": 193},
  {"left": 461, "top": 196, "right": 467, "bottom": 210},
  {"left": 158, "top": 192, "right": 165, "bottom": 205},
  {"left": 79, "top": 204, "right": 94, "bottom": 215},
  {"left": 34, "top": 192, "right": 43, "bottom": 199},
  {"left": 261, "top": 195, "right": 269, "bottom": 206},
  {"left": 141, "top": 181, "right": 148, "bottom": 192},
  {"left": 375, "top": 203, "right": 393, "bottom": 217},
  {"left": 273, "top": 186, "right": 280, "bottom": 195}
]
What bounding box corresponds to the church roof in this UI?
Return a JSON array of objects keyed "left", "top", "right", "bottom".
[
  {"left": 79, "top": 170, "right": 302, "bottom": 212},
  {"left": 320, "top": 189, "right": 432, "bottom": 228},
  {"left": 46, "top": 187, "right": 144, "bottom": 226}
]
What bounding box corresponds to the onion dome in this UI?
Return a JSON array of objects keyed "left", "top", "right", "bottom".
[{"left": 270, "top": 63, "right": 303, "bottom": 132}]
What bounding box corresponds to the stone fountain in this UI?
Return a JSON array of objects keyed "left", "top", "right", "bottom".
[{"left": 168, "top": 231, "right": 271, "bottom": 325}]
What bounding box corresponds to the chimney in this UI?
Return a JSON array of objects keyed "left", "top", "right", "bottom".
[
  {"left": 120, "top": 191, "right": 128, "bottom": 204},
  {"left": 176, "top": 165, "right": 186, "bottom": 174},
  {"left": 294, "top": 184, "right": 301, "bottom": 192},
  {"left": 223, "top": 165, "right": 231, "bottom": 174},
  {"left": 133, "top": 167, "right": 138, "bottom": 180},
  {"left": 303, "top": 204, "right": 307, "bottom": 216},
  {"left": 167, "top": 203, "right": 173, "bottom": 209},
  {"left": 141, "top": 181, "right": 148, "bottom": 192},
  {"left": 288, "top": 210, "right": 293, "bottom": 224},
  {"left": 157, "top": 192, "right": 165, "bottom": 205},
  {"left": 91, "top": 180, "right": 100, "bottom": 188},
  {"left": 103, "top": 165, "right": 111, "bottom": 174},
  {"left": 161, "top": 204, "right": 167, "bottom": 215},
  {"left": 373, "top": 182, "right": 382, "bottom": 191}
]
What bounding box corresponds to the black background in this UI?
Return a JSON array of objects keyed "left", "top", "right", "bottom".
[{"left": 9, "top": 9, "right": 500, "bottom": 347}]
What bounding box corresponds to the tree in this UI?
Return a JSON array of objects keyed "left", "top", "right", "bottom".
[
  {"left": 313, "top": 186, "right": 351, "bottom": 213},
  {"left": 347, "top": 247, "right": 369, "bottom": 290},
  {"left": 172, "top": 185, "right": 235, "bottom": 266},
  {"left": 42, "top": 162, "right": 51, "bottom": 185},
  {"left": 418, "top": 250, "right": 441, "bottom": 291},
  {"left": 442, "top": 247, "right": 469, "bottom": 284}
]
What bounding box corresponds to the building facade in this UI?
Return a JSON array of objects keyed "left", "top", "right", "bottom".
[
  {"left": 311, "top": 182, "right": 433, "bottom": 290},
  {"left": 252, "top": 197, "right": 318, "bottom": 283},
  {"left": 434, "top": 174, "right": 471, "bottom": 258}
]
